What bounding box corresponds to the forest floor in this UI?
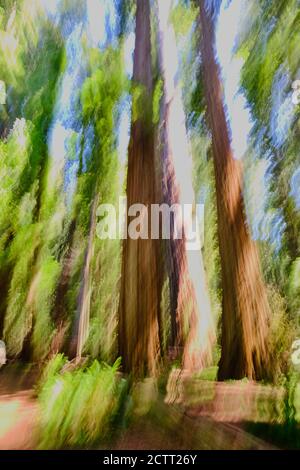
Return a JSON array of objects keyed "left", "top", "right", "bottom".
[
  {"left": 0, "top": 364, "right": 39, "bottom": 449},
  {"left": 0, "top": 392, "right": 275, "bottom": 450},
  {"left": 0, "top": 365, "right": 287, "bottom": 450}
]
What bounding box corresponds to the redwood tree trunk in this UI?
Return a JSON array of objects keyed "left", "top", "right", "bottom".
[
  {"left": 198, "top": 0, "right": 271, "bottom": 380},
  {"left": 157, "top": 0, "right": 214, "bottom": 371},
  {"left": 118, "top": 0, "right": 161, "bottom": 376}
]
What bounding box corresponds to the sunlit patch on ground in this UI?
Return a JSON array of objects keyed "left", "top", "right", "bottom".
[
  {"left": 0, "top": 400, "right": 21, "bottom": 438},
  {"left": 0, "top": 392, "right": 38, "bottom": 450}
]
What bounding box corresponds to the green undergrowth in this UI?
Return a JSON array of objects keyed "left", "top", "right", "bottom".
[{"left": 37, "top": 355, "right": 128, "bottom": 449}]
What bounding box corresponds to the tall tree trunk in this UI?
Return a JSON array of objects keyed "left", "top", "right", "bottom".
[
  {"left": 157, "top": 0, "right": 214, "bottom": 371},
  {"left": 198, "top": 0, "right": 271, "bottom": 380},
  {"left": 48, "top": 219, "right": 76, "bottom": 356},
  {"left": 69, "top": 196, "right": 98, "bottom": 360},
  {"left": 118, "top": 0, "right": 161, "bottom": 376}
]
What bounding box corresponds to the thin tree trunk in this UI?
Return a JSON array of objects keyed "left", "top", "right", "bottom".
[
  {"left": 118, "top": 0, "right": 161, "bottom": 376},
  {"left": 157, "top": 0, "right": 215, "bottom": 371},
  {"left": 69, "top": 196, "right": 98, "bottom": 360},
  {"left": 198, "top": 0, "right": 271, "bottom": 380}
]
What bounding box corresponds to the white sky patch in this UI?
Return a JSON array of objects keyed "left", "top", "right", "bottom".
[
  {"left": 157, "top": 0, "right": 177, "bottom": 100},
  {"left": 245, "top": 158, "right": 269, "bottom": 240},
  {"left": 270, "top": 67, "right": 295, "bottom": 148},
  {"left": 157, "top": 0, "right": 194, "bottom": 206},
  {"left": 117, "top": 33, "right": 134, "bottom": 175},
  {"left": 290, "top": 167, "right": 300, "bottom": 209},
  {"left": 86, "top": 0, "right": 106, "bottom": 46},
  {"left": 13, "top": 118, "right": 28, "bottom": 150},
  {"left": 118, "top": 103, "right": 131, "bottom": 167},
  {"left": 0, "top": 80, "right": 6, "bottom": 104},
  {"left": 123, "top": 32, "right": 135, "bottom": 78},
  {"left": 86, "top": 0, "right": 117, "bottom": 48},
  {"left": 39, "top": 0, "right": 60, "bottom": 15},
  {"left": 216, "top": 0, "right": 252, "bottom": 160},
  {"left": 48, "top": 122, "right": 72, "bottom": 182},
  {"left": 117, "top": 96, "right": 131, "bottom": 187}
]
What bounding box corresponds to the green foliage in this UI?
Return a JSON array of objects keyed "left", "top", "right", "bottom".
[
  {"left": 247, "top": 371, "right": 300, "bottom": 448},
  {"left": 267, "top": 286, "right": 295, "bottom": 380},
  {"left": 30, "top": 257, "right": 61, "bottom": 360},
  {"left": 3, "top": 223, "right": 40, "bottom": 356},
  {"left": 131, "top": 82, "right": 153, "bottom": 127},
  {"left": 197, "top": 366, "right": 218, "bottom": 381},
  {"left": 71, "top": 46, "right": 126, "bottom": 361},
  {"left": 237, "top": 0, "right": 300, "bottom": 340},
  {"left": 289, "top": 258, "right": 300, "bottom": 316},
  {"left": 38, "top": 356, "right": 127, "bottom": 449},
  {"left": 85, "top": 235, "right": 121, "bottom": 361},
  {"left": 0, "top": 119, "right": 40, "bottom": 355},
  {"left": 170, "top": 1, "right": 197, "bottom": 38},
  {"left": 152, "top": 78, "right": 163, "bottom": 125},
  {"left": 238, "top": 0, "right": 300, "bottom": 124},
  {"left": 0, "top": 118, "right": 32, "bottom": 237},
  {"left": 0, "top": 2, "right": 63, "bottom": 358},
  {"left": 36, "top": 353, "right": 68, "bottom": 393}
]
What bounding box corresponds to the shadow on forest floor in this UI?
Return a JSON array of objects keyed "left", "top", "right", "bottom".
[{"left": 244, "top": 422, "right": 300, "bottom": 450}]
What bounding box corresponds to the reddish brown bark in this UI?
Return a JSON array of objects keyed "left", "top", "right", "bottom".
[
  {"left": 118, "top": 0, "right": 161, "bottom": 376},
  {"left": 198, "top": 0, "right": 271, "bottom": 380}
]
